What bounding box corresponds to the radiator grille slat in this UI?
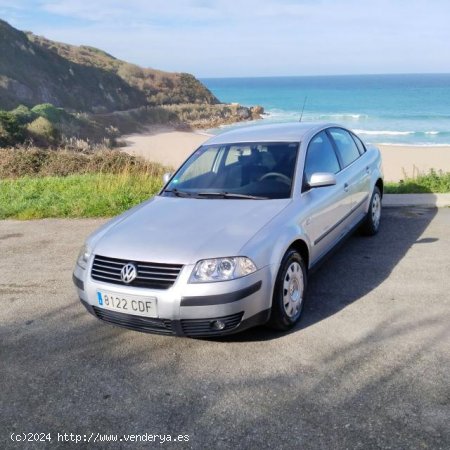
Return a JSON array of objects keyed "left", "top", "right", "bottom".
[
  {"left": 137, "top": 275, "right": 178, "bottom": 281},
  {"left": 91, "top": 273, "right": 124, "bottom": 282},
  {"left": 93, "top": 262, "right": 122, "bottom": 271},
  {"left": 91, "top": 255, "right": 183, "bottom": 290},
  {"left": 92, "top": 267, "right": 121, "bottom": 275},
  {"left": 138, "top": 270, "right": 179, "bottom": 276},
  {"left": 95, "top": 258, "right": 124, "bottom": 266},
  {"left": 139, "top": 265, "right": 181, "bottom": 272}
]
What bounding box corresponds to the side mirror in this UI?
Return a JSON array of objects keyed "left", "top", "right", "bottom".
[
  {"left": 162, "top": 172, "right": 173, "bottom": 184},
  {"left": 308, "top": 172, "right": 337, "bottom": 188}
]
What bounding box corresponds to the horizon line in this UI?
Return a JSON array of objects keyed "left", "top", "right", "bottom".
[{"left": 199, "top": 72, "right": 450, "bottom": 80}]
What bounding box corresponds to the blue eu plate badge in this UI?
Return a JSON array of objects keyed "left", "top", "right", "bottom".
[{"left": 97, "top": 291, "right": 103, "bottom": 305}]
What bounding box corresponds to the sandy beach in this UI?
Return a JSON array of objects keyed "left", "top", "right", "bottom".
[
  {"left": 121, "top": 126, "right": 450, "bottom": 182},
  {"left": 378, "top": 144, "right": 450, "bottom": 181},
  {"left": 120, "top": 126, "right": 210, "bottom": 169}
]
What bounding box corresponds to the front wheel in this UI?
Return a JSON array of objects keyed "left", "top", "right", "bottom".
[
  {"left": 360, "top": 186, "right": 382, "bottom": 236},
  {"left": 268, "top": 249, "right": 307, "bottom": 331}
]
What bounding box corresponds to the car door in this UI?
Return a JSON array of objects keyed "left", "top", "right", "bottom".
[
  {"left": 328, "top": 128, "right": 370, "bottom": 226},
  {"left": 301, "top": 130, "right": 352, "bottom": 262},
  {"left": 351, "top": 132, "right": 372, "bottom": 209}
]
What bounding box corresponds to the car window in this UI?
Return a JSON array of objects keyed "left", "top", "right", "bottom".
[
  {"left": 177, "top": 146, "right": 222, "bottom": 182},
  {"left": 166, "top": 142, "right": 299, "bottom": 199},
  {"left": 329, "top": 128, "right": 361, "bottom": 168},
  {"left": 352, "top": 133, "right": 366, "bottom": 155},
  {"left": 304, "top": 131, "right": 340, "bottom": 182}
]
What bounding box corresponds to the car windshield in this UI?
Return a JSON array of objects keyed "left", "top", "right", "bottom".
[{"left": 162, "top": 142, "right": 299, "bottom": 199}]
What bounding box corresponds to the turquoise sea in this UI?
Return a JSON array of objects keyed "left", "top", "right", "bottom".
[{"left": 201, "top": 74, "right": 450, "bottom": 146}]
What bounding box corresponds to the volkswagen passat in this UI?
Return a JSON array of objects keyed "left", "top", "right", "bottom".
[{"left": 73, "top": 123, "right": 383, "bottom": 337}]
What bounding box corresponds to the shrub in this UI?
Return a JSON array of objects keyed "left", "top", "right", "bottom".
[
  {"left": 26, "top": 116, "right": 56, "bottom": 143},
  {"left": 0, "top": 122, "right": 8, "bottom": 145},
  {"left": 117, "top": 63, "right": 145, "bottom": 81},
  {"left": 11, "top": 104, "right": 36, "bottom": 124},
  {"left": 0, "top": 110, "right": 24, "bottom": 145},
  {"left": 31, "top": 103, "right": 65, "bottom": 122},
  {"left": 0, "top": 147, "right": 167, "bottom": 178}
]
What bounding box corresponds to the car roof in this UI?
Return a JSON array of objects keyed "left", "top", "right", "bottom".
[{"left": 205, "top": 122, "right": 340, "bottom": 145}]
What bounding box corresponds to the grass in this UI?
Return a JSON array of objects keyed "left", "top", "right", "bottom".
[
  {"left": 0, "top": 147, "right": 166, "bottom": 219},
  {"left": 0, "top": 173, "right": 163, "bottom": 219},
  {"left": 385, "top": 170, "right": 450, "bottom": 194}
]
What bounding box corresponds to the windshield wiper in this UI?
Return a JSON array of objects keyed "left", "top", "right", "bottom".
[
  {"left": 163, "top": 189, "right": 193, "bottom": 198},
  {"left": 194, "top": 192, "right": 269, "bottom": 200}
]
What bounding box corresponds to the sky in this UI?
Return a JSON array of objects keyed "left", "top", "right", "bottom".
[{"left": 1, "top": 0, "right": 449, "bottom": 78}]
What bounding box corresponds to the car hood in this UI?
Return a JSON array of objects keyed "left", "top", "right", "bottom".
[{"left": 93, "top": 196, "right": 291, "bottom": 265}]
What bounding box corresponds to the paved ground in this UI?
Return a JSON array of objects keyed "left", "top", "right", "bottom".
[
  {"left": 1, "top": 208, "right": 449, "bottom": 449},
  {"left": 384, "top": 193, "right": 450, "bottom": 208}
]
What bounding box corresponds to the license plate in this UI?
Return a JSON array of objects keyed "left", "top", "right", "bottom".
[{"left": 96, "top": 290, "right": 158, "bottom": 318}]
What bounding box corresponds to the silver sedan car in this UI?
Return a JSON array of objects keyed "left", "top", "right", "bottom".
[{"left": 73, "top": 122, "right": 383, "bottom": 337}]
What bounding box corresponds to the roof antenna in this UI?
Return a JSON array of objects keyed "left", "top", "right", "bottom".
[{"left": 299, "top": 96, "right": 308, "bottom": 122}]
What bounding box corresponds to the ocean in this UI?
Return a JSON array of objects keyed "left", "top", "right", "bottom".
[{"left": 201, "top": 74, "right": 450, "bottom": 146}]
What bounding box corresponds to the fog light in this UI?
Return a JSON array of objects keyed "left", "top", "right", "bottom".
[{"left": 210, "top": 320, "right": 226, "bottom": 331}]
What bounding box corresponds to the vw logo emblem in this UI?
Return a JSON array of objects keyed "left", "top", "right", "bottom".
[{"left": 121, "top": 263, "right": 137, "bottom": 284}]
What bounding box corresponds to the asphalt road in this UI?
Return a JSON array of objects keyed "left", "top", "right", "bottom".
[{"left": 1, "top": 207, "right": 449, "bottom": 449}]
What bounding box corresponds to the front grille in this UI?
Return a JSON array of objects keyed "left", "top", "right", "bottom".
[
  {"left": 91, "top": 255, "right": 183, "bottom": 289},
  {"left": 93, "top": 307, "right": 175, "bottom": 335},
  {"left": 181, "top": 312, "right": 244, "bottom": 336}
]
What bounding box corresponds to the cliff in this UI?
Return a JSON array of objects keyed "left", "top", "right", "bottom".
[{"left": 0, "top": 19, "right": 219, "bottom": 113}]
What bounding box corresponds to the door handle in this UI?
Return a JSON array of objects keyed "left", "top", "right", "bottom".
[
  {"left": 366, "top": 166, "right": 371, "bottom": 174},
  {"left": 344, "top": 183, "right": 349, "bottom": 192}
]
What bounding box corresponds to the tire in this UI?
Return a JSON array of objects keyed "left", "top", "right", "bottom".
[
  {"left": 360, "top": 186, "right": 382, "bottom": 236},
  {"left": 268, "top": 249, "right": 307, "bottom": 331}
]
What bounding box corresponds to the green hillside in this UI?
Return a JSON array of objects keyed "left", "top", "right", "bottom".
[{"left": 0, "top": 19, "right": 219, "bottom": 113}]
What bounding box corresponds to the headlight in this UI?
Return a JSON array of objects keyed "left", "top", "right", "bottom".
[
  {"left": 189, "top": 257, "right": 257, "bottom": 283},
  {"left": 76, "top": 244, "right": 92, "bottom": 269}
]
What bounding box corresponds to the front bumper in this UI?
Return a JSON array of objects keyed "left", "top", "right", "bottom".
[{"left": 73, "top": 262, "right": 274, "bottom": 337}]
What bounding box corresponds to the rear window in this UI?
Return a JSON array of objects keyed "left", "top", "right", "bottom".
[
  {"left": 352, "top": 133, "right": 367, "bottom": 155},
  {"left": 329, "top": 128, "right": 361, "bottom": 168}
]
